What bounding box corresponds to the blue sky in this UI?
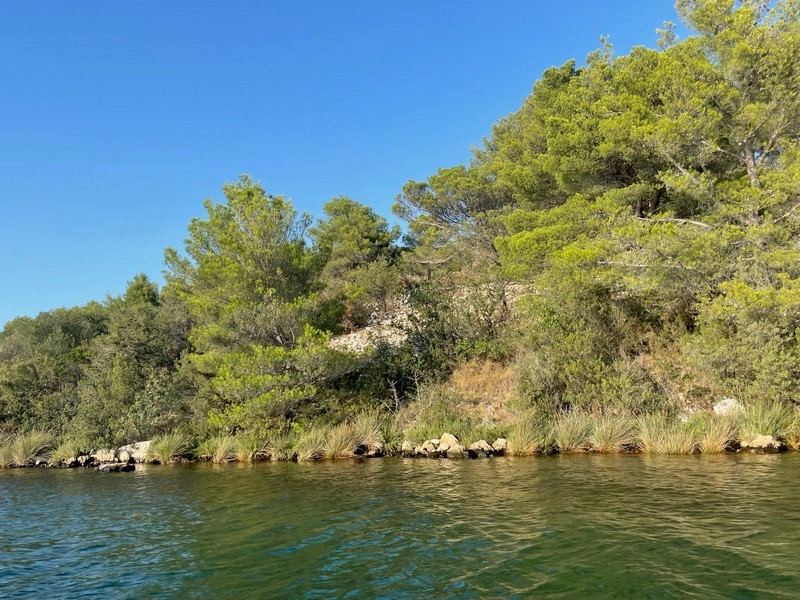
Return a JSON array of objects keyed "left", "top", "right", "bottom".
[{"left": 1, "top": 0, "right": 680, "bottom": 326}]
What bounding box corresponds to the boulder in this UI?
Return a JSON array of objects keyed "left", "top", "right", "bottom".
[
  {"left": 92, "top": 449, "right": 117, "bottom": 463},
  {"left": 740, "top": 434, "right": 784, "bottom": 453},
  {"left": 439, "top": 433, "right": 460, "bottom": 448},
  {"left": 714, "top": 398, "right": 743, "bottom": 416},
  {"left": 98, "top": 463, "right": 135, "bottom": 472},
  {"left": 468, "top": 440, "right": 494, "bottom": 458},
  {"left": 491, "top": 438, "right": 508, "bottom": 455},
  {"left": 400, "top": 440, "right": 416, "bottom": 457},
  {"left": 116, "top": 441, "right": 151, "bottom": 463},
  {"left": 444, "top": 444, "right": 467, "bottom": 458},
  {"left": 422, "top": 440, "right": 438, "bottom": 454}
]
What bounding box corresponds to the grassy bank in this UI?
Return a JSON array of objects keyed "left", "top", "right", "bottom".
[{"left": 3, "top": 398, "right": 799, "bottom": 468}]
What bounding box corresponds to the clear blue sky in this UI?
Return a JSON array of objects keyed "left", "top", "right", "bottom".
[{"left": 1, "top": 0, "right": 680, "bottom": 326}]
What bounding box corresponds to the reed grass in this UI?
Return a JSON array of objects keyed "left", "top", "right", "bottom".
[
  {"left": 637, "top": 414, "right": 697, "bottom": 454},
  {"left": 234, "top": 433, "right": 266, "bottom": 462},
  {"left": 147, "top": 432, "right": 191, "bottom": 463},
  {"left": 737, "top": 400, "right": 795, "bottom": 439},
  {"left": 196, "top": 435, "right": 237, "bottom": 463},
  {"left": 50, "top": 439, "right": 83, "bottom": 465},
  {"left": 507, "top": 413, "right": 553, "bottom": 456},
  {"left": 294, "top": 426, "right": 328, "bottom": 461},
  {"left": 688, "top": 413, "right": 736, "bottom": 454},
  {"left": 552, "top": 411, "right": 592, "bottom": 453},
  {"left": 0, "top": 436, "right": 12, "bottom": 468},
  {"left": 588, "top": 414, "right": 637, "bottom": 453},
  {"left": 11, "top": 431, "right": 54, "bottom": 466}
]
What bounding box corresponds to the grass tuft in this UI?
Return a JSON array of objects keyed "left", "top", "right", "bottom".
[
  {"left": 637, "top": 414, "right": 697, "bottom": 454},
  {"left": 507, "top": 412, "right": 552, "bottom": 456},
  {"left": 589, "top": 414, "right": 637, "bottom": 453},
  {"left": 294, "top": 426, "right": 328, "bottom": 461},
  {"left": 196, "top": 435, "right": 237, "bottom": 463},
  {"left": 50, "top": 439, "right": 84, "bottom": 465},
  {"left": 12, "top": 431, "right": 54, "bottom": 466},
  {"left": 552, "top": 411, "right": 592, "bottom": 453},
  {"left": 147, "top": 432, "right": 191, "bottom": 463},
  {"left": 737, "top": 400, "right": 795, "bottom": 439}
]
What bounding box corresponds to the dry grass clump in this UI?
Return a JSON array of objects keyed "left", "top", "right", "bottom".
[
  {"left": 447, "top": 359, "right": 513, "bottom": 424},
  {"left": 264, "top": 432, "right": 297, "bottom": 461},
  {"left": 588, "top": 414, "right": 637, "bottom": 453},
  {"left": 637, "top": 414, "right": 697, "bottom": 454},
  {"left": 0, "top": 436, "right": 13, "bottom": 468},
  {"left": 552, "top": 411, "right": 592, "bottom": 453},
  {"left": 196, "top": 435, "right": 238, "bottom": 463},
  {"left": 147, "top": 432, "right": 192, "bottom": 463},
  {"left": 294, "top": 426, "right": 328, "bottom": 461},
  {"left": 11, "top": 431, "right": 54, "bottom": 466},
  {"left": 50, "top": 439, "right": 84, "bottom": 464},
  {"left": 507, "top": 412, "right": 552, "bottom": 456},
  {"left": 737, "top": 400, "right": 795, "bottom": 439},
  {"left": 688, "top": 413, "right": 737, "bottom": 454},
  {"left": 234, "top": 433, "right": 266, "bottom": 462}
]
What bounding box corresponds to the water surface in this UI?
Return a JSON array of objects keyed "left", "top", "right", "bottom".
[{"left": 2, "top": 454, "right": 798, "bottom": 598}]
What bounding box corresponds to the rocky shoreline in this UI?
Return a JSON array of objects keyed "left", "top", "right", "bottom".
[{"left": 3, "top": 428, "right": 793, "bottom": 472}]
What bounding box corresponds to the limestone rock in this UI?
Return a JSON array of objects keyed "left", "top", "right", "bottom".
[
  {"left": 98, "top": 462, "right": 135, "bottom": 472},
  {"left": 740, "top": 434, "right": 784, "bottom": 453},
  {"left": 92, "top": 449, "right": 116, "bottom": 463},
  {"left": 401, "top": 440, "right": 416, "bottom": 457},
  {"left": 491, "top": 438, "right": 508, "bottom": 455},
  {"left": 422, "top": 440, "right": 438, "bottom": 454},
  {"left": 439, "top": 433, "right": 460, "bottom": 448},
  {"left": 468, "top": 440, "right": 495, "bottom": 458},
  {"left": 714, "top": 398, "right": 743, "bottom": 416},
  {"left": 116, "top": 441, "right": 151, "bottom": 463}
]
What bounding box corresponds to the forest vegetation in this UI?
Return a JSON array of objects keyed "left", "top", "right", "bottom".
[{"left": 3, "top": 0, "right": 800, "bottom": 463}]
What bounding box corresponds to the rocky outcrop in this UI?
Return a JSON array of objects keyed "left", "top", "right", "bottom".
[
  {"left": 116, "top": 441, "right": 151, "bottom": 463},
  {"left": 97, "top": 462, "right": 135, "bottom": 472},
  {"left": 402, "top": 433, "right": 506, "bottom": 459},
  {"left": 714, "top": 398, "right": 743, "bottom": 416},
  {"left": 740, "top": 434, "right": 784, "bottom": 453}
]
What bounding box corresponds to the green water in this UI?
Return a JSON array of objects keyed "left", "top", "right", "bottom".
[{"left": 2, "top": 454, "right": 798, "bottom": 598}]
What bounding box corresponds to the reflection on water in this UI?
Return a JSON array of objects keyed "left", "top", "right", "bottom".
[{"left": 2, "top": 454, "right": 799, "bottom": 598}]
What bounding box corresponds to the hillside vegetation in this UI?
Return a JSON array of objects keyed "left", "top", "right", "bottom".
[{"left": 3, "top": 0, "right": 800, "bottom": 456}]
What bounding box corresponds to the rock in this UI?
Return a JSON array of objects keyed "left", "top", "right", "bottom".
[
  {"left": 422, "top": 440, "right": 438, "bottom": 454},
  {"left": 439, "top": 433, "right": 460, "bottom": 448},
  {"left": 97, "top": 463, "right": 135, "bottom": 472},
  {"left": 714, "top": 398, "right": 743, "bottom": 416},
  {"left": 92, "top": 449, "right": 117, "bottom": 463},
  {"left": 468, "top": 440, "right": 494, "bottom": 458},
  {"left": 401, "top": 441, "right": 416, "bottom": 457},
  {"left": 116, "top": 441, "right": 151, "bottom": 463},
  {"left": 444, "top": 444, "right": 467, "bottom": 458},
  {"left": 491, "top": 438, "right": 508, "bottom": 455},
  {"left": 740, "top": 434, "right": 784, "bottom": 453}
]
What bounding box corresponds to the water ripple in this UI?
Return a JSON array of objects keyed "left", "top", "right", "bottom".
[{"left": 2, "top": 455, "right": 800, "bottom": 598}]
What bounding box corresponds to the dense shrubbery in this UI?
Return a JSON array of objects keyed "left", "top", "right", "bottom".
[{"left": 3, "top": 0, "right": 800, "bottom": 455}]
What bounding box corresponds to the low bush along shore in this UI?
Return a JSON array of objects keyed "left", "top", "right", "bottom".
[{"left": 2, "top": 399, "right": 799, "bottom": 468}]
